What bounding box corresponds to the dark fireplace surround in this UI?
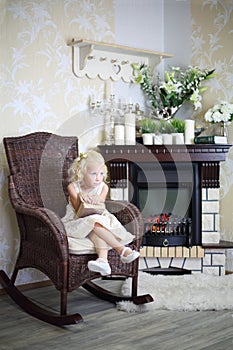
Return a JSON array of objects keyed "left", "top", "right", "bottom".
[
  {"left": 99, "top": 144, "right": 231, "bottom": 249},
  {"left": 130, "top": 161, "right": 199, "bottom": 247}
]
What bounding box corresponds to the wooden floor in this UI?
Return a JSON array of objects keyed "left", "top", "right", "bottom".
[{"left": 1, "top": 278, "right": 233, "bottom": 350}]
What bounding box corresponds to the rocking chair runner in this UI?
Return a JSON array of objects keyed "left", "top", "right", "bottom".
[{"left": 0, "top": 132, "right": 153, "bottom": 326}]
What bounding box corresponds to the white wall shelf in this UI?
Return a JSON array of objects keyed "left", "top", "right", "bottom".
[{"left": 67, "top": 39, "right": 173, "bottom": 82}]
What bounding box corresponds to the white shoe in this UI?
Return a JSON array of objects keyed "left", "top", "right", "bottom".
[
  {"left": 120, "top": 247, "right": 140, "bottom": 263},
  {"left": 88, "top": 258, "right": 111, "bottom": 276}
]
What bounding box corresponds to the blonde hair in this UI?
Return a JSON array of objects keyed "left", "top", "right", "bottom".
[{"left": 69, "top": 150, "right": 108, "bottom": 184}]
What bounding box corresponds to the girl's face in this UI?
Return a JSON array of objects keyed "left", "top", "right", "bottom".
[{"left": 83, "top": 162, "right": 105, "bottom": 189}]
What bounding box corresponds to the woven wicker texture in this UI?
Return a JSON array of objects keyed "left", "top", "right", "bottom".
[{"left": 3, "top": 132, "right": 143, "bottom": 301}]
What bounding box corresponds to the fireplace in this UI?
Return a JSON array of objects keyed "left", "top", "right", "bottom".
[{"left": 99, "top": 144, "right": 232, "bottom": 275}]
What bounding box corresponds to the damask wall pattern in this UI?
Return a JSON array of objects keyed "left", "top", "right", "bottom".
[
  {"left": 191, "top": 0, "right": 233, "bottom": 269},
  {"left": 191, "top": 0, "right": 233, "bottom": 105},
  {"left": 0, "top": 0, "right": 115, "bottom": 285}
]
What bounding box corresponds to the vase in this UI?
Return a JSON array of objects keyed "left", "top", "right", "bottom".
[
  {"left": 226, "top": 122, "right": 233, "bottom": 143},
  {"left": 220, "top": 121, "right": 228, "bottom": 137},
  {"left": 151, "top": 106, "right": 180, "bottom": 121},
  {"left": 172, "top": 133, "right": 184, "bottom": 144},
  {"left": 142, "top": 133, "right": 154, "bottom": 145}
]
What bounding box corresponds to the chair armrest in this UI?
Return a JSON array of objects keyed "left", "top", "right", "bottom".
[
  {"left": 14, "top": 202, "right": 69, "bottom": 261},
  {"left": 105, "top": 200, "right": 143, "bottom": 248},
  {"left": 8, "top": 174, "right": 69, "bottom": 261}
]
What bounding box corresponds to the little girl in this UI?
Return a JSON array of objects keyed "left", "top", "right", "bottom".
[{"left": 62, "top": 149, "right": 140, "bottom": 276}]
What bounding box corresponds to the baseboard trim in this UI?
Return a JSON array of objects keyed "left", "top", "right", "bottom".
[{"left": 0, "top": 279, "right": 53, "bottom": 295}]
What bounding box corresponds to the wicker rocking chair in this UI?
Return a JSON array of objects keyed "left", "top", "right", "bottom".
[{"left": 0, "top": 132, "right": 153, "bottom": 326}]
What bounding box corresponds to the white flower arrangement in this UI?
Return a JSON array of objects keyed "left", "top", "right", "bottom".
[
  {"left": 132, "top": 64, "right": 215, "bottom": 111},
  {"left": 204, "top": 101, "right": 233, "bottom": 123}
]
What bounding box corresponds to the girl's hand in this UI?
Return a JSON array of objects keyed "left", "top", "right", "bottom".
[
  {"left": 80, "top": 193, "right": 102, "bottom": 205},
  {"left": 91, "top": 195, "right": 103, "bottom": 205},
  {"left": 79, "top": 192, "right": 92, "bottom": 204}
]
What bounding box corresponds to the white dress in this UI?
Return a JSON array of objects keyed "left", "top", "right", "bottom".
[{"left": 62, "top": 181, "right": 135, "bottom": 254}]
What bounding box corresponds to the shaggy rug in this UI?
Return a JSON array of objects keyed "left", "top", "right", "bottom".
[{"left": 117, "top": 272, "right": 233, "bottom": 312}]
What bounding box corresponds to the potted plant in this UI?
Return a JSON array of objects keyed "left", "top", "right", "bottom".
[
  {"left": 170, "top": 118, "right": 185, "bottom": 134},
  {"left": 169, "top": 118, "right": 185, "bottom": 144},
  {"left": 141, "top": 118, "right": 157, "bottom": 133},
  {"left": 141, "top": 118, "right": 157, "bottom": 145}
]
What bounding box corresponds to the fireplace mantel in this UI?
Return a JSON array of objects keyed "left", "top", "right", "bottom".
[
  {"left": 98, "top": 144, "right": 231, "bottom": 163},
  {"left": 98, "top": 144, "right": 232, "bottom": 188}
]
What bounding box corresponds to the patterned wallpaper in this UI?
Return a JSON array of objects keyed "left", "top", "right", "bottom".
[
  {"left": 191, "top": 0, "right": 233, "bottom": 269},
  {"left": 0, "top": 0, "right": 233, "bottom": 286},
  {"left": 0, "top": 0, "right": 115, "bottom": 285}
]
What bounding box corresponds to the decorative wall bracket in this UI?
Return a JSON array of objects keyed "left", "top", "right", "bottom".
[{"left": 67, "top": 39, "right": 173, "bottom": 82}]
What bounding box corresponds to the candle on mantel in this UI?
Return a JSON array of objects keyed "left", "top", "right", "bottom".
[
  {"left": 124, "top": 111, "right": 136, "bottom": 145},
  {"left": 114, "top": 124, "right": 125, "bottom": 145},
  {"left": 184, "top": 119, "right": 195, "bottom": 144},
  {"left": 105, "top": 81, "right": 115, "bottom": 100}
]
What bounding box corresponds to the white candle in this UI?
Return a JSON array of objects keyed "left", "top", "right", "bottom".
[
  {"left": 105, "top": 81, "right": 115, "bottom": 100},
  {"left": 124, "top": 112, "right": 135, "bottom": 145},
  {"left": 184, "top": 119, "right": 195, "bottom": 144},
  {"left": 114, "top": 125, "right": 125, "bottom": 145},
  {"left": 124, "top": 113, "right": 135, "bottom": 126},
  {"left": 125, "top": 126, "right": 136, "bottom": 145}
]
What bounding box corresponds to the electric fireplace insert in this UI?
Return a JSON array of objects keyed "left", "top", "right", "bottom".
[{"left": 129, "top": 162, "right": 201, "bottom": 247}]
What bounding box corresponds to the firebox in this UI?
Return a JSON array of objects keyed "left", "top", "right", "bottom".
[{"left": 129, "top": 161, "right": 201, "bottom": 247}]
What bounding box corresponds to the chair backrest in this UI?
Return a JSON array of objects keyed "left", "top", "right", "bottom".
[{"left": 3, "top": 132, "right": 78, "bottom": 217}]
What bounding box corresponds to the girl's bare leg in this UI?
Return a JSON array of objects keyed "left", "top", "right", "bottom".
[
  {"left": 87, "top": 223, "right": 140, "bottom": 275},
  {"left": 89, "top": 223, "right": 132, "bottom": 256},
  {"left": 88, "top": 230, "right": 109, "bottom": 261}
]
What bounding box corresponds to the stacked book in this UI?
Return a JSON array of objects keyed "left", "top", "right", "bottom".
[{"left": 194, "top": 135, "right": 227, "bottom": 144}]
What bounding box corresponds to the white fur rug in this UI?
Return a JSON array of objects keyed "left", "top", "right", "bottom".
[{"left": 117, "top": 272, "right": 233, "bottom": 312}]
